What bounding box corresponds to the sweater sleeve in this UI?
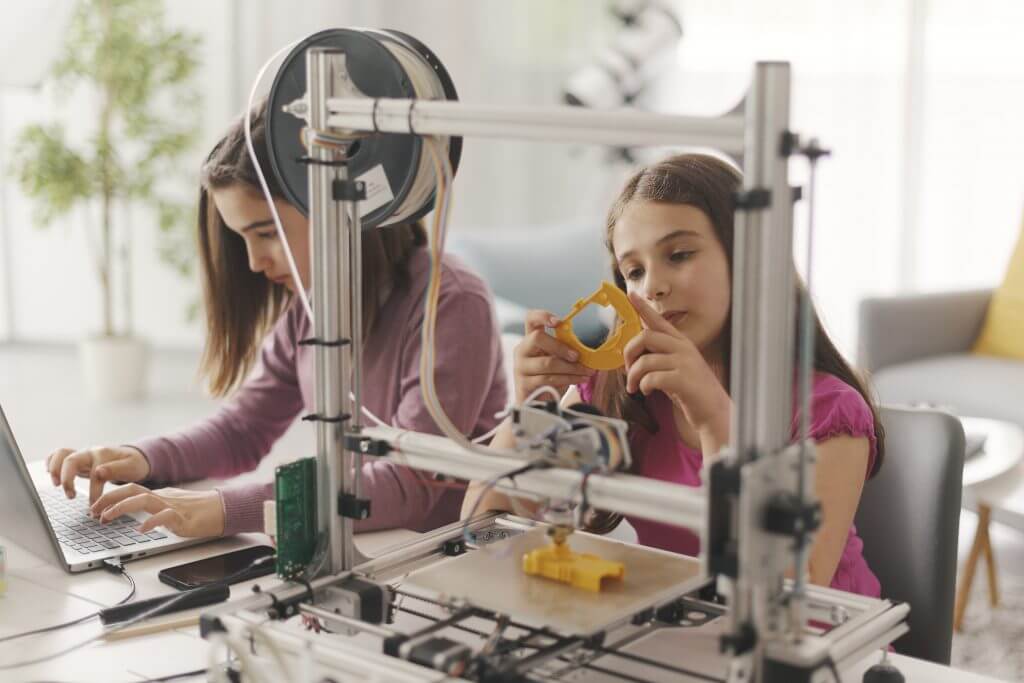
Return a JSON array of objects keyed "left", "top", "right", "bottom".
[
  {"left": 217, "top": 482, "right": 274, "bottom": 536},
  {"left": 354, "top": 284, "right": 504, "bottom": 532},
  {"left": 132, "top": 304, "right": 305, "bottom": 486}
]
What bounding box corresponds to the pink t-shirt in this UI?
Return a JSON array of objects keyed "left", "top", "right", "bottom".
[{"left": 579, "top": 372, "right": 881, "bottom": 598}]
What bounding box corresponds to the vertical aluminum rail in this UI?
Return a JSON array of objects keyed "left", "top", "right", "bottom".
[
  {"left": 731, "top": 62, "right": 794, "bottom": 465},
  {"left": 349, "top": 199, "right": 364, "bottom": 500},
  {"left": 728, "top": 62, "right": 795, "bottom": 675},
  {"left": 308, "top": 48, "right": 357, "bottom": 574}
]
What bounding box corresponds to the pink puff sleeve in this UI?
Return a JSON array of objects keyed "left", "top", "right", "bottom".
[{"left": 792, "top": 373, "right": 878, "bottom": 479}]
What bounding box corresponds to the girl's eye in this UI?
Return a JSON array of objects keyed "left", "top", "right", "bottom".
[
  {"left": 670, "top": 250, "right": 695, "bottom": 263},
  {"left": 256, "top": 231, "right": 277, "bottom": 240},
  {"left": 624, "top": 268, "right": 644, "bottom": 282}
]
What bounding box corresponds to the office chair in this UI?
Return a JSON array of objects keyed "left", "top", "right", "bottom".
[{"left": 854, "top": 405, "right": 965, "bottom": 664}]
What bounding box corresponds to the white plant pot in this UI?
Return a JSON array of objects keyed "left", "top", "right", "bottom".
[{"left": 79, "top": 335, "right": 149, "bottom": 402}]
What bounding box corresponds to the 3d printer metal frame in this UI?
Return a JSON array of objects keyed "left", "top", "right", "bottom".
[
  {"left": 204, "top": 513, "right": 907, "bottom": 683},
  {"left": 202, "top": 45, "right": 907, "bottom": 683}
]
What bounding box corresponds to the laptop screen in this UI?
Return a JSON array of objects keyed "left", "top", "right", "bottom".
[{"left": 0, "top": 405, "right": 67, "bottom": 568}]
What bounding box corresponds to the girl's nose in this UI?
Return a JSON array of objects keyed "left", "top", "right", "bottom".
[
  {"left": 247, "top": 246, "right": 271, "bottom": 274},
  {"left": 644, "top": 274, "right": 670, "bottom": 301}
]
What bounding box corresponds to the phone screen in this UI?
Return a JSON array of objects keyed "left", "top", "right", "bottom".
[{"left": 158, "top": 545, "right": 275, "bottom": 590}]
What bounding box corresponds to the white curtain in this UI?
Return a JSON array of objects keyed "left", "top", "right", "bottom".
[{"left": 651, "top": 0, "right": 1024, "bottom": 355}]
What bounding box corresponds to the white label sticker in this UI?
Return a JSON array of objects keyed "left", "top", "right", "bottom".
[{"left": 355, "top": 164, "right": 395, "bottom": 218}]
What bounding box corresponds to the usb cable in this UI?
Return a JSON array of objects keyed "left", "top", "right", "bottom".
[{"left": 0, "top": 558, "right": 135, "bottom": 644}]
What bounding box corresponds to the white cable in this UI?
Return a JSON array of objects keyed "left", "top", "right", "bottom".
[
  {"left": 467, "top": 385, "right": 566, "bottom": 444},
  {"left": 419, "top": 135, "right": 488, "bottom": 455},
  {"left": 470, "top": 421, "right": 502, "bottom": 445},
  {"left": 376, "top": 33, "right": 448, "bottom": 224},
  {"left": 243, "top": 39, "right": 315, "bottom": 323},
  {"left": 522, "top": 384, "right": 564, "bottom": 405},
  {"left": 350, "top": 392, "right": 388, "bottom": 427}
]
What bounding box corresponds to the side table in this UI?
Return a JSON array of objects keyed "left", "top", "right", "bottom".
[{"left": 953, "top": 416, "right": 1024, "bottom": 631}]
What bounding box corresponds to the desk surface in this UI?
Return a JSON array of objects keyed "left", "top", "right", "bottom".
[
  {"left": 0, "top": 528, "right": 417, "bottom": 682},
  {"left": 0, "top": 529, "right": 1005, "bottom": 683}
]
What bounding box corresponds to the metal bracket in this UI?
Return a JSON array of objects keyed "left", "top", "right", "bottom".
[
  {"left": 344, "top": 434, "right": 393, "bottom": 456},
  {"left": 733, "top": 188, "right": 772, "bottom": 210},
  {"left": 333, "top": 178, "right": 367, "bottom": 201},
  {"left": 763, "top": 493, "right": 822, "bottom": 538},
  {"left": 720, "top": 621, "right": 758, "bottom": 656},
  {"left": 338, "top": 493, "right": 371, "bottom": 520},
  {"left": 707, "top": 459, "right": 742, "bottom": 578}
]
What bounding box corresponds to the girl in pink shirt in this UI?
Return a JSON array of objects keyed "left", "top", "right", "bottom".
[{"left": 466, "top": 153, "right": 883, "bottom": 598}]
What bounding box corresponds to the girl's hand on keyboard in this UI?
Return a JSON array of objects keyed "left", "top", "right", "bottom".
[
  {"left": 46, "top": 446, "right": 152, "bottom": 503},
  {"left": 90, "top": 484, "right": 225, "bottom": 538}
]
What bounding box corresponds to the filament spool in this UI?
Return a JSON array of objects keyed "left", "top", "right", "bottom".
[{"left": 266, "top": 28, "right": 462, "bottom": 228}]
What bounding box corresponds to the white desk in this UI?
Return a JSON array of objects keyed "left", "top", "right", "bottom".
[
  {"left": 0, "top": 528, "right": 1004, "bottom": 683},
  {"left": 0, "top": 528, "right": 417, "bottom": 683}
]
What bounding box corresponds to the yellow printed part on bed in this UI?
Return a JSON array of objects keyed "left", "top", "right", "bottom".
[{"left": 522, "top": 533, "right": 625, "bottom": 592}]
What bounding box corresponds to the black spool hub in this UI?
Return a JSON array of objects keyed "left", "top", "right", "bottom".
[{"left": 266, "top": 28, "right": 462, "bottom": 228}]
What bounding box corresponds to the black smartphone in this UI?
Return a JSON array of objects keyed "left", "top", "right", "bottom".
[{"left": 157, "top": 545, "right": 276, "bottom": 591}]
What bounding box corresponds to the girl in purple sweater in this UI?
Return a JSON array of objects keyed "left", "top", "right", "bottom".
[
  {"left": 46, "top": 105, "right": 508, "bottom": 537},
  {"left": 464, "top": 153, "right": 885, "bottom": 598}
]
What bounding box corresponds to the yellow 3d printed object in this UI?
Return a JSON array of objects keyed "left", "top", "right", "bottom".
[
  {"left": 554, "top": 281, "right": 641, "bottom": 370},
  {"left": 522, "top": 528, "right": 625, "bottom": 592}
]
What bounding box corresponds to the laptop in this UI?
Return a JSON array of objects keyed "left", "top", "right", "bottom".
[{"left": 0, "top": 404, "right": 209, "bottom": 572}]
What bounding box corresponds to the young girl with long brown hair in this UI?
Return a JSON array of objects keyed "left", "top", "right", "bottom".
[
  {"left": 464, "top": 153, "right": 884, "bottom": 597},
  {"left": 45, "top": 104, "right": 508, "bottom": 538}
]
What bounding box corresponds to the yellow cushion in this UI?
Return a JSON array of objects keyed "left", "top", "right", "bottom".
[{"left": 974, "top": 215, "right": 1024, "bottom": 359}]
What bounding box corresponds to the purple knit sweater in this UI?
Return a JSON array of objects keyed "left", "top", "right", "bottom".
[{"left": 133, "top": 249, "right": 508, "bottom": 535}]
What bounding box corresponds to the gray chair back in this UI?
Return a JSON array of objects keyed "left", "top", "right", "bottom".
[
  {"left": 854, "top": 405, "right": 965, "bottom": 664},
  {"left": 448, "top": 224, "right": 611, "bottom": 345}
]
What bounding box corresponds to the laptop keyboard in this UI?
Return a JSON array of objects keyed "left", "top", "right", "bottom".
[{"left": 40, "top": 488, "right": 167, "bottom": 555}]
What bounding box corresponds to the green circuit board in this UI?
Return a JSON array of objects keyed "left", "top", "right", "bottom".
[{"left": 274, "top": 457, "right": 318, "bottom": 579}]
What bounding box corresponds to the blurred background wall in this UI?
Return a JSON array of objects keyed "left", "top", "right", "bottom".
[{"left": 0, "top": 0, "right": 1021, "bottom": 357}]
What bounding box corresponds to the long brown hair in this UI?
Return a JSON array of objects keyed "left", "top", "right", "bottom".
[
  {"left": 197, "top": 102, "right": 426, "bottom": 396},
  {"left": 592, "top": 153, "right": 885, "bottom": 476}
]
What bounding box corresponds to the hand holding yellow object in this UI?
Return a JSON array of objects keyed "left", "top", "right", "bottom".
[{"left": 554, "top": 282, "right": 641, "bottom": 371}]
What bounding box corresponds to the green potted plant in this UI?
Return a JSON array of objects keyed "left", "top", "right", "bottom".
[{"left": 9, "top": 0, "right": 201, "bottom": 400}]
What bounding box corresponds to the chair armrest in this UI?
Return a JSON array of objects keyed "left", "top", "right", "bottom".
[{"left": 857, "top": 289, "right": 993, "bottom": 373}]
